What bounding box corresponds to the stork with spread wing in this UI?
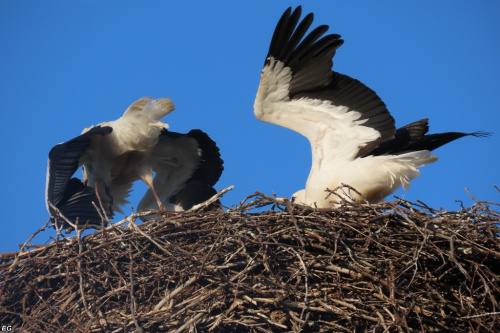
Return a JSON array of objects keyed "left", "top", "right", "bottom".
[
  {"left": 254, "top": 6, "right": 489, "bottom": 207},
  {"left": 46, "top": 97, "right": 223, "bottom": 230}
]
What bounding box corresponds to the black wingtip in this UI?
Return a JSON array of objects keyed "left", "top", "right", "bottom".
[
  {"left": 410, "top": 130, "right": 492, "bottom": 152},
  {"left": 372, "top": 127, "right": 492, "bottom": 155},
  {"left": 176, "top": 129, "right": 223, "bottom": 210},
  {"left": 185, "top": 129, "right": 224, "bottom": 187},
  {"left": 49, "top": 178, "right": 113, "bottom": 231},
  {"left": 370, "top": 119, "right": 430, "bottom": 156},
  {"left": 469, "top": 131, "right": 493, "bottom": 139},
  {"left": 267, "top": 6, "right": 343, "bottom": 69}
]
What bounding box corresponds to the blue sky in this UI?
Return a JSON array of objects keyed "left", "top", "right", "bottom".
[{"left": 1, "top": 1, "right": 499, "bottom": 253}]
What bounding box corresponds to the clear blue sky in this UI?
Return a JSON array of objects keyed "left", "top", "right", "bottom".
[{"left": 1, "top": 1, "right": 499, "bottom": 252}]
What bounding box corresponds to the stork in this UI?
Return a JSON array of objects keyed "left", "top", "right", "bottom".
[
  {"left": 46, "top": 97, "right": 223, "bottom": 230},
  {"left": 254, "top": 6, "right": 490, "bottom": 208}
]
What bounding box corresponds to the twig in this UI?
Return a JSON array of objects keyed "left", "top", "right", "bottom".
[
  {"left": 290, "top": 248, "right": 309, "bottom": 324},
  {"left": 188, "top": 185, "right": 234, "bottom": 211},
  {"left": 76, "top": 227, "right": 92, "bottom": 319},
  {"left": 129, "top": 247, "right": 143, "bottom": 333}
]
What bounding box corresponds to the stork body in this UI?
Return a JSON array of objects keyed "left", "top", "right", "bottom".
[
  {"left": 46, "top": 97, "right": 223, "bottom": 230},
  {"left": 254, "top": 7, "right": 489, "bottom": 207},
  {"left": 81, "top": 97, "right": 174, "bottom": 213}
]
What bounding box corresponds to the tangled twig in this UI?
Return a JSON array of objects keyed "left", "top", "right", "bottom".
[{"left": 1, "top": 191, "right": 499, "bottom": 332}]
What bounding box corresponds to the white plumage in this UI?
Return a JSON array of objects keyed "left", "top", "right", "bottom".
[
  {"left": 254, "top": 7, "right": 489, "bottom": 207},
  {"left": 80, "top": 97, "right": 175, "bottom": 212},
  {"left": 46, "top": 97, "right": 223, "bottom": 230}
]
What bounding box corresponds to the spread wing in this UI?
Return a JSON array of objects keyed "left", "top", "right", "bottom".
[
  {"left": 137, "top": 129, "right": 223, "bottom": 211},
  {"left": 370, "top": 118, "right": 492, "bottom": 155},
  {"left": 46, "top": 125, "right": 113, "bottom": 229},
  {"left": 254, "top": 6, "right": 396, "bottom": 161},
  {"left": 370, "top": 119, "right": 430, "bottom": 155}
]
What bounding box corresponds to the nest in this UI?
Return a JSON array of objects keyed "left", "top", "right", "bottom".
[{"left": 1, "top": 189, "right": 499, "bottom": 332}]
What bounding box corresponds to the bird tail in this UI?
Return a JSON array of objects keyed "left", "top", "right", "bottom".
[
  {"left": 385, "top": 150, "right": 438, "bottom": 190},
  {"left": 123, "top": 97, "right": 175, "bottom": 121},
  {"left": 143, "top": 98, "right": 175, "bottom": 120}
]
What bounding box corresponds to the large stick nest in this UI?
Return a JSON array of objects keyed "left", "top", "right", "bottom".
[{"left": 1, "top": 190, "right": 499, "bottom": 332}]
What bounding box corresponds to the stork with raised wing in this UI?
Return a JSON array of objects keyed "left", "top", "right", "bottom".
[
  {"left": 46, "top": 97, "right": 223, "bottom": 230},
  {"left": 254, "top": 6, "right": 490, "bottom": 207}
]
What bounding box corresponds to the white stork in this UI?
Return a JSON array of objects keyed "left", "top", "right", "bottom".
[
  {"left": 254, "top": 6, "right": 490, "bottom": 207},
  {"left": 46, "top": 97, "right": 223, "bottom": 230}
]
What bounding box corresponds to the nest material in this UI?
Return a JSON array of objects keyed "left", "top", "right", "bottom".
[{"left": 1, "top": 191, "right": 499, "bottom": 332}]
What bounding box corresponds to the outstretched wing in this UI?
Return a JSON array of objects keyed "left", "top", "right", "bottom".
[
  {"left": 254, "top": 6, "right": 395, "bottom": 161},
  {"left": 370, "top": 119, "right": 430, "bottom": 155},
  {"left": 170, "top": 129, "right": 224, "bottom": 210},
  {"left": 137, "top": 129, "right": 223, "bottom": 212},
  {"left": 371, "top": 118, "right": 492, "bottom": 155},
  {"left": 46, "top": 125, "right": 113, "bottom": 228}
]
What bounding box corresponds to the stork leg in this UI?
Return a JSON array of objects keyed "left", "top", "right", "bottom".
[
  {"left": 150, "top": 185, "right": 167, "bottom": 212},
  {"left": 142, "top": 177, "right": 167, "bottom": 212}
]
